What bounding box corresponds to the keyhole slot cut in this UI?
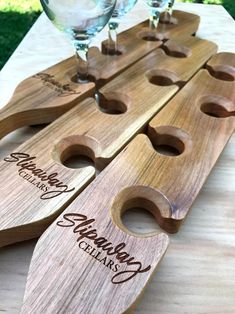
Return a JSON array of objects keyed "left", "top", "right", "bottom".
[
  {"left": 146, "top": 69, "right": 183, "bottom": 87},
  {"left": 53, "top": 135, "right": 102, "bottom": 173},
  {"left": 148, "top": 126, "right": 193, "bottom": 157},
  {"left": 137, "top": 30, "right": 167, "bottom": 42},
  {"left": 162, "top": 42, "right": 191, "bottom": 58},
  {"left": 60, "top": 145, "right": 95, "bottom": 170},
  {"left": 97, "top": 92, "right": 128, "bottom": 115},
  {"left": 206, "top": 65, "right": 235, "bottom": 82},
  {"left": 199, "top": 96, "right": 235, "bottom": 118},
  {"left": 122, "top": 201, "right": 166, "bottom": 235},
  {"left": 110, "top": 186, "right": 173, "bottom": 236}
]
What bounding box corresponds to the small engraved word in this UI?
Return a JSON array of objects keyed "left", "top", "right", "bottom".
[
  {"left": 4, "top": 153, "right": 75, "bottom": 200},
  {"left": 57, "top": 213, "right": 151, "bottom": 284},
  {"left": 33, "top": 72, "right": 80, "bottom": 97}
]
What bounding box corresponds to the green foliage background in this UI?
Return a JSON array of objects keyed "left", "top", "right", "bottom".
[
  {"left": 0, "top": 0, "right": 234, "bottom": 70},
  {"left": 179, "top": 0, "right": 235, "bottom": 17},
  {"left": 0, "top": 0, "right": 41, "bottom": 69}
]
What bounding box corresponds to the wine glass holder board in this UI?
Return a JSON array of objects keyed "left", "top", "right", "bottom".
[{"left": 0, "top": 10, "right": 235, "bottom": 314}]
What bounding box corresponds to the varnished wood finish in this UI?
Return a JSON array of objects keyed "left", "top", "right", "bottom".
[
  {"left": 98, "top": 10, "right": 199, "bottom": 82},
  {"left": 148, "top": 52, "right": 235, "bottom": 232},
  {"left": 206, "top": 52, "right": 235, "bottom": 81},
  {"left": 1, "top": 4, "right": 234, "bottom": 314},
  {"left": 0, "top": 37, "right": 217, "bottom": 248},
  {"left": 21, "top": 175, "right": 169, "bottom": 313},
  {"left": 0, "top": 11, "right": 199, "bottom": 140},
  {"left": 137, "top": 10, "right": 200, "bottom": 42},
  {"left": 0, "top": 58, "right": 95, "bottom": 140},
  {"left": 21, "top": 52, "right": 235, "bottom": 310}
]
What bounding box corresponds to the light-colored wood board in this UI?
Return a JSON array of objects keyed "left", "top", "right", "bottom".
[{"left": 0, "top": 36, "right": 217, "bottom": 248}]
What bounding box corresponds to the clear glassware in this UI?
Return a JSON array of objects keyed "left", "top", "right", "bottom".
[
  {"left": 107, "top": 0, "right": 138, "bottom": 54},
  {"left": 167, "top": 0, "right": 175, "bottom": 17},
  {"left": 40, "top": 0, "right": 116, "bottom": 83},
  {"left": 162, "top": 0, "right": 175, "bottom": 22},
  {"left": 145, "top": 0, "right": 169, "bottom": 29}
]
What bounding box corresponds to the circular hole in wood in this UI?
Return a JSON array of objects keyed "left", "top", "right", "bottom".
[
  {"left": 207, "top": 67, "right": 234, "bottom": 82},
  {"left": 121, "top": 197, "right": 167, "bottom": 235},
  {"left": 148, "top": 126, "right": 192, "bottom": 157},
  {"left": 60, "top": 144, "right": 96, "bottom": 170},
  {"left": 200, "top": 102, "right": 232, "bottom": 118},
  {"left": 122, "top": 207, "right": 162, "bottom": 234},
  {"left": 142, "top": 35, "right": 161, "bottom": 42},
  {"left": 101, "top": 46, "right": 123, "bottom": 56},
  {"left": 63, "top": 154, "right": 94, "bottom": 169},
  {"left": 167, "top": 51, "right": 187, "bottom": 58},
  {"left": 199, "top": 95, "right": 235, "bottom": 119},
  {"left": 148, "top": 128, "right": 187, "bottom": 157},
  {"left": 153, "top": 137, "right": 184, "bottom": 156},
  {"left": 137, "top": 29, "right": 164, "bottom": 42},
  {"left": 110, "top": 186, "right": 173, "bottom": 235},
  {"left": 97, "top": 93, "right": 128, "bottom": 115},
  {"left": 162, "top": 44, "right": 191, "bottom": 59},
  {"left": 149, "top": 75, "right": 174, "bottom": 86},
  {"left": 212, "top": 71, "right": 234, "bottom": 81},
  {"left": 154, "top": 144, "right": 181, "bottom": 156},
  {"left": 71, "top": 73, "right": 96, "bottom": 84},
  {"left": 146, "top": 69, "right": 179, "bottom": 86},
  {"left": 162, "top": 47, "right": 188, "bottom": 58}
]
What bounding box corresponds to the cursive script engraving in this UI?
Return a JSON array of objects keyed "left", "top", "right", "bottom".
[
  {"left": 4, "top": 153, "right": 75, "bottom": 200},
  {"left": 33, "top": 73, "right": 80, "bottom": 97},
  {"left": 57, "top": 213, "right": 151, "bottom": 284}
]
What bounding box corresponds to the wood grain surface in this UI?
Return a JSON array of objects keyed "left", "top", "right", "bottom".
[
  {"left": 21, "top": 50, "right": 235, "bottom": 310},
  {"left": 137, "top": 10, "right": 200, "bottom": 43},
  {"left": 0, "top": 3, "right": 234, "bottom": 314},
  {"left": 21, "top": 162, "right": 169, "bottom": 313},
  {"left": 147, "top": 52, "right": 235, "bottom": 232},
  {"left": 0, "top": 36, "right": 217, "bottom": 248},
  {"left": 0, "top": 10, "right": 199, "bottom": 141}
]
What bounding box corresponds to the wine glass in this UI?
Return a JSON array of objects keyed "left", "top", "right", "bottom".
[
  {"left": 40, "top": 0, "right": 116, "bottom": 83},
  {"left": 167, "top": 0, "right": 175, "bottom": 16},
  {"left": 162, "top": 0, "right": 175, "bottom": 22},
  {"left": 106, "top": 0, "right": 138, "bottom": 54},
  {"left": 144, "top": 0, "right": 169, "bottom": 29}
]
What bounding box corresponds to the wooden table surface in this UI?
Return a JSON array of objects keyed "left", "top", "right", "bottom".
[{"left": 0, "top": 2, "right": 235, "bottom": 313}]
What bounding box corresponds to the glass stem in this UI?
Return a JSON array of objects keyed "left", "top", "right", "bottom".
[
  {"left": 167, "top": 0, "right": 174, "bottom": 16},
  {"left": 74, "top": 40, "right": 90, "bottom": 83},
  {"left": 149, "top": 9, "right": 160, "bottom": 30},
  {"left": 108, "top": 21, "right": 119, "bottom": 54}
]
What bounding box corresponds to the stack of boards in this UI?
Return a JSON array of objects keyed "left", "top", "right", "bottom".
[{"left": 0, "top": 11, "right": 234, "bottom": 314}]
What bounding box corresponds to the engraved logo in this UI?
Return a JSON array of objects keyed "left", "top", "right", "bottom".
[
  {"left": 33, "top": 72, "right": 80, "bottom": 97},
  {"left": 57, "top": 213, "right": 151, "bottom": 284},
  {"left": 4, "top": 153, "right": 75, "bottom": 200}
]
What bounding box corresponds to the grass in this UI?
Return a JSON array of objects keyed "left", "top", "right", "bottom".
[
  {"left": 0, "top": 0, "right": 42, "bottom": 69},
  {"left": 179, "top": 0, "right": 235, "bottom": 17},
  {"left": 0, "top": 0, "right": 234, "bottom": 70}
]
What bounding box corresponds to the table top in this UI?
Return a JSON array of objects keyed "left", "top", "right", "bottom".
[{"left": 0, "top": 2, "right": 235, "bottom": 313}]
